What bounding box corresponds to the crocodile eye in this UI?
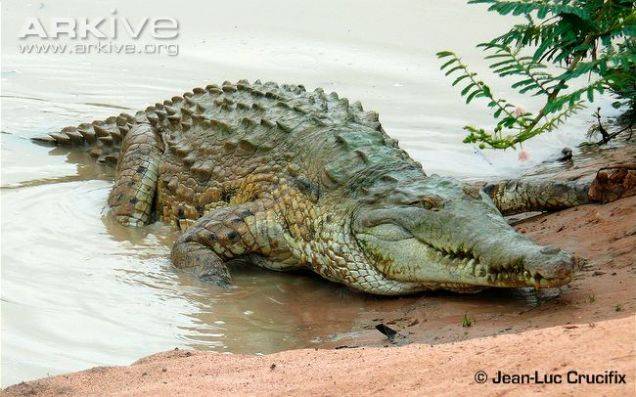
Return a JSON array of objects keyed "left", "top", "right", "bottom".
[
  {"left": 367, "top": 224, "right": 412, "bottom": 241},
  {"left": 420, "top": 195, "right": 444, "bottom": 210}
]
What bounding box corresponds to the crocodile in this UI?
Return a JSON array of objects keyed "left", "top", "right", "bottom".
[{"left": 32, "top": 80, "right": 627, "bottom": 295}]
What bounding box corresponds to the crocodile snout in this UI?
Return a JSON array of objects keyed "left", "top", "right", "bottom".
[{"left": 525, "top": 245, "right": 575, "bottom": 283}]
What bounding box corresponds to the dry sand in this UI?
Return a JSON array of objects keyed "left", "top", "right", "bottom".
[{"left": 3, "top": 145, "right": 635, "bottom": 396}]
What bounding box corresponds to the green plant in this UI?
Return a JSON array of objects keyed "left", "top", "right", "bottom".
[
  {"left": 437, "top": 0, "right": 636, "bottom": 149},
  {"left": 462, "top": 314, "right": 474, "bottom": 327}
]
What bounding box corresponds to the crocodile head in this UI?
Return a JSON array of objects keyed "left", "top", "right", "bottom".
[{"left": 352, "top": 175, "right": 575, "bottom": 292}]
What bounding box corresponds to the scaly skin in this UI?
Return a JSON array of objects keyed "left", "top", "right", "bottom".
[
  {"left": 483, "top": 179, "right": 591, "bottom": 215},
  {"left": 35, "top": 80, "right": 604, "bottom": 295}
]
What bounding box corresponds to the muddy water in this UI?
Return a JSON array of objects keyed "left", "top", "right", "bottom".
[{"left": 0, "top": 0, "right": 616, "bottom": 386}]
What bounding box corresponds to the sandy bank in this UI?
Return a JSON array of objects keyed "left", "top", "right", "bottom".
[{"left": 3, "top": 316, "right": 634, "bottom": 396}]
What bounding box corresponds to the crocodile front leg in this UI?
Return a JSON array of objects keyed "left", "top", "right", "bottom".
[
  {"left": 171, "top": 199, "right": 302, "bottom": 286},
  {"left": 108, "top": 123, "right": 163, "bottom": 226}
]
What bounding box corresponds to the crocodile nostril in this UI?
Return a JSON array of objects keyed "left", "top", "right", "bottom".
[{"left": 554, "top": 257, "right": 575, "bottom": 278}]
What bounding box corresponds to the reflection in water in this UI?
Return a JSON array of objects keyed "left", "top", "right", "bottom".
[
  {"left": 102, "top": 210, "right": 377, "bottom": 354},
  {"left": 82, "top": 103, "right": 134, "bottom": 111},
  {"left": 174, "top": 268, "right": 366, "bottom": 353},
  {"left": 3, "top": 146, "right": 114, "bottom": 189}
]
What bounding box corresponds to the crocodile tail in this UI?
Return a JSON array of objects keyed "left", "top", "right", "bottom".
[{"left": 32, "top": 112, "right": 138, "bottom": 165}]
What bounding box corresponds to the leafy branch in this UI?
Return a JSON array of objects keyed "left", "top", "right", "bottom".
[{"left": 437, "top": 0, "right": 635, "bottom": 149}]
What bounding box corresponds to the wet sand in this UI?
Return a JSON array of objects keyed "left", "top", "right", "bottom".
[{"left": 4, "top": 144, "right": 634, "bottom": 396}]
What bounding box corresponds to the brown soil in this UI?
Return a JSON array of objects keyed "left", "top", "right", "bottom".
[{"left": 3, "top": 143, "right": 635, "bottom": 396}]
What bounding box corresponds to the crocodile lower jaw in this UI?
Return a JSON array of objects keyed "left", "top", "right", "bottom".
[{"left": 426, "top": 243, "right": 572, "bottom": 289}]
